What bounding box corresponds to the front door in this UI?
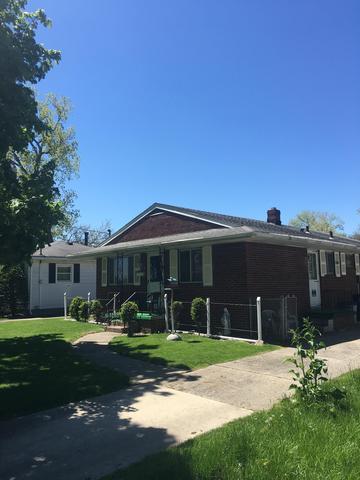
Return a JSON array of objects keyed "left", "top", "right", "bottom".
[
  {"left": 308, "top": 250, "right": 321, "bottom": 309},
  {"left": 147, "top": 252, "right": 162, "bottom": 295}
]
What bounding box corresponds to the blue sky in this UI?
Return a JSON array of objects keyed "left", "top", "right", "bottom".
[{"left": 30, "top": 0, "right": 360, "bottom": 233}]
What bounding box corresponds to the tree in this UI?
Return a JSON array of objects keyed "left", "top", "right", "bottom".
[
  {"left": 10, "top": 94, "right": 81, "bottom": 239},
  {"left": 0, "top": 264, "right": 27, "bottom": 317},
  {"left": 58, "top": 220, "right": 112, "bottom": 246},
  {"left": 0, "top": 0, "right": 61, "bottom": 157},
  {"left": 0, "top": 1, "right": 62, "bottom": 265},
  {"left": 289, "top": 210, "right": 344, "bottom": 234}
]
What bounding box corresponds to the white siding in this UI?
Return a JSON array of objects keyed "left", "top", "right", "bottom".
[{"left": 29, "top": 258, "right": 96, "bottom": 311}]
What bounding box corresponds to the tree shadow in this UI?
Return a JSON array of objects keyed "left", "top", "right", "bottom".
[{"left": 0, "top": 334, "right": 201, "bottom": 480}]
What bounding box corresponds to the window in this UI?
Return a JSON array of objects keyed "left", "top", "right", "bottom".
[
  {"left": 179, "top": 248, "right": 203, "bottom": 283},
  {"left": 308, "top": 253, "right": 318, "bottom": 280},
  {"left": 150, "top": 255, "right": 161, "bottom": 282},
  {"left": 325, "top": 252, "right": 335, "bottom": 275},
  {"left": 56, "top": 265, "right": 72, "bottom": 282},
  {"left": 107, "top": 255, "right": 135, "bottom": 285}
]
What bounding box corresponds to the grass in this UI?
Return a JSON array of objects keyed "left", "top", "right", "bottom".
[
  {"left": 105, "top": 370, "right": 360, "bottom": 480},
  {"left": 109, "top": 333, "right": 278, "bottom": 370},
  {"left": 0, "top": 318, "right": 129, "bottom": 419}
]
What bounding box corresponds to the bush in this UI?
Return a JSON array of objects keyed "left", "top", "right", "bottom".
[
  {"left": 191, "top": 297, "right": 206, "bottom": 333},
  {"left": 172, "top": 301, "right": 183, "bottom": 329},
  {"left": 120, "top": 301, "right": 139, "bottom": 337},
  {"left": 288, "top": 317, "right": 346, "bottom": 409},
  {"left": 90, "top": 299, "right": 103, "bottom": 322},
  {"left": 78, "top": 300, "right": 90, "bottom": 322},
  {"left": 0, "top": 264, "right": 27, "bottom": 317},
  {"left": 69, "top": 296, "right": 83, "bottom": 321}
]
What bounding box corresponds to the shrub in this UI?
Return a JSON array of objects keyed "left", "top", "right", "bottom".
[
  {"left": 120, "top": 301, "right": 139, "bottom": 337},
  {"left": 191, "top": 297, "right": 206, "bottom": 333},
  {"left": 288, "top": 317, "right": 346, "bottom": 409},
  {"left": 69, "top": 296, "right": 83, "bottom": 321},
  {"left": 172, "top": 301, "right": 183, "bottom": 329},
  {"left": 0, "top": 264, "right": 27, "bottom": 317},
  {"left": 90, "top": 299, "right": 103, "bottom": 322},
  {"left": 78, "top": 300, "right": 90, "bottom": 322}
]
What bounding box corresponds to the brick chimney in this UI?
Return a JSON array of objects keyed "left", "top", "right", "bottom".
[{"left": 267, "top": 207, "right": 281, "bottom": 226}]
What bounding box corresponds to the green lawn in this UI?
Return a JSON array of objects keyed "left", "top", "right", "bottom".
[
  {"left": 0, "top": 318, "right": 129, "bottom": 419},
  {"left": 109, "top": 333, "right": 278, "bottom": 370},
  {"left": 106, "top": 370, "right": 360, "bottom": 480}
]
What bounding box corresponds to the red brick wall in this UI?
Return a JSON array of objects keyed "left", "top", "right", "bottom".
[
  {"left": 108, "top": 210, "right": 222, "bottom": 244},
  {"left": 244, "top": 243, "right": 310, "bottom": 315},
  {"left": 320, "top": 254, "right": 359, "bottom": 310}
]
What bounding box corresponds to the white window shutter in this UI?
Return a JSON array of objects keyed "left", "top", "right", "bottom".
[
  {"left": 340, "top": 252, "right": 346, "bottom": 276},
  {"left": 334, "top": 252, "right": 341, "bottom": 277},
  {"left": 202, "top": 245, "right": 213, "bottom": 286},
  {"left": 319, "top": 250, "right": 327, "bottom": 277},
  {"left": 134, "top": 254, "right": 141, "bottom": 285},
  {"left": 101, "top": 257, "right": 107, "bottom": 287},
  {"left": 169, "top": 249, "right": 178, "bottom": 282},
  {"left": 355, "top": 254, "right": 360, "bottom": 276}
]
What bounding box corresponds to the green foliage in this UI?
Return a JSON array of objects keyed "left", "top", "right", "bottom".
[
  {"left": 171, "top": 301, "right": 183, "bottom": 329},
  {"left": 0, "top": 0, "right": 61, "bottom": 157},
  {"left": 289, "top": 210, "right": 344, "bottom": 234},
  {"left": 0, "top": 3, "right": 67, "bottom": 265},
  {"left": 120, "top": 301, "right": 139, "bottom": 337},
  {"left": 78, "top": 300, "right": 90, "bottom": 322},
  {"left": 0, "top": 264, "right": 27, "bottom": 317},
  {"left": 191, "top": 297, "right": 206, "bottom": 332},
  {"left": 288, "top": 318, "right": 346, "bottom": 408},
  {"left": 69, "top": 296, "right": 83, "bottom": 321},
  {"left": 90, "top": 299, "right": 103, "bottom": 322}
]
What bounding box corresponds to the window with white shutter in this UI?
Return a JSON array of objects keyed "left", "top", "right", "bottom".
[
  {"left": 334, "top": 252, "right": 341, "bottom": 277},
  {"left": 169, "top": 249, "right": 178, "bottom": 283},
  {"left": 202, "top": 245, "right": 213, "bottom": 286},
  {"left": 319, "top": 250, "right": 327, "bottom": 277},
  {"left": 355, "top": 254, "right": 360, "bottom": 276},
  {"left": 101, "top": 257, "right": 107, "bottom": 287},
  {"left": 340, "top": 252, "right": 346, "bottom": 276}
]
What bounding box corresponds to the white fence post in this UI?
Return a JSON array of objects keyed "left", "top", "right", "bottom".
[
  {"left": 256, "top": 296, "right": 263, "bottom": 344},
  {"left": 164, "top": 293, "right": 169, "bottom": 332},
  {"left": 64, "top": 292, "right": 67, "bottom": 318},
  {"left": 88, "top": 292, "right": 91, "bottom": 305},
  {"left": 113, "top": 293, "right": 116, "bottom": 315},
  {"left": 206, "top": 297, "right": 211, "bottom": 336},
  {"left": 170, "top": 289, "right": 175, "bottom": 332}
]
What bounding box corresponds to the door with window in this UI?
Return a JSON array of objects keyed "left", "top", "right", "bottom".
[
  {"left": 147, "top": 252, "right": 162, "bottom": 295},
  {"left": 308, "top": 251, "right": 321, "bottom": 309}
]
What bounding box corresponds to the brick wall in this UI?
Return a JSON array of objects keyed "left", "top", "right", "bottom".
[
  {"left": 108, "top": 210, "right": 221, "bottom": 244},
  {"left": 320, "top": 254, "right": 359, "bottom": 310},
  {"left": 244, "top": 243, "right": 310, "bottom": 315}
]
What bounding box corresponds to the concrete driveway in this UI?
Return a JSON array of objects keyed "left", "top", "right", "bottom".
[{"left": 1, "top": 330, "right": 360, "bottom": 480}]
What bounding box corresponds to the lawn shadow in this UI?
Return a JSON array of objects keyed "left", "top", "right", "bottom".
[{"left": 0, "top": 335, "right": 201, "bottom": 480}]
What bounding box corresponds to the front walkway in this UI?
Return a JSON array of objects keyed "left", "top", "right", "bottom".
[{"left": 1, "top": 330, "right": 360, "bottom": 480}]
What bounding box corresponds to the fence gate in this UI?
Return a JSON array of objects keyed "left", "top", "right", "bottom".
[{"left": 261, "top": 295, "right": 298, "bottom": 341}]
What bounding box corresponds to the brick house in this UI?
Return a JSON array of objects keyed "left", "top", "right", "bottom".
[{"left": 73, "top": 203, "right": 360, "bottom": 337}]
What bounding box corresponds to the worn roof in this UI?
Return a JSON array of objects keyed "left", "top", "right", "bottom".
[
  {"left": 32, "top": 240, "right": 93, "bottom": 258},
  {"left": 101, "top": 202, "right": 360, "bottom": 249}
]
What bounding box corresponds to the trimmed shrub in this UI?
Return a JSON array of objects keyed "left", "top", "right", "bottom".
[
  {"left": 191, "top": 297, "right": 206, "bottom": 333},
  {"left": 90, "top": 299, "right": 103, "bottom": 322},
  {"left": 120, "top": 301, "right": 139, "bottom": 337},
  {"left": 69, "top": 296, "right": 83, "bottom": 321},
  {"left": 78, "top": 300, "right": 90, "bottom": 322},
  {"left": 172, "top": 301, "right": 183, "bottom": 329}
]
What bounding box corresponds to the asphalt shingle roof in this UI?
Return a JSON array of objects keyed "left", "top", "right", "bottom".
[{"left": 32, "top": 241, "right": 93, "bottom": 258}]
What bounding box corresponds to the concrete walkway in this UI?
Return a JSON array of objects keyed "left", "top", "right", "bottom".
[{"left": 1, "top": 330, "right": 360, "bottom": 480}]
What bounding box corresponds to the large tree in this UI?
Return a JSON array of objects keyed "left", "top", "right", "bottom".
[
  {"left": 0, "top": 0, "right": 63, "bottom": 264},
  {"left": 289, "top": 210, "right": 345, "bottom": 234}
]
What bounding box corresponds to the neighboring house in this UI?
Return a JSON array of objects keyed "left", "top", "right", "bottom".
[
  {"left": 72, "top": 203, "right": 360, "bottom": 338},
  {"left": 29, "top": 241, "right": 96, "bottom": 315}
]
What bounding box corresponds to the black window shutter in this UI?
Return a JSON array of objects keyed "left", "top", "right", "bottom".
[
  {"left": 49, "top": 263, "right": 56, "bottom": 283},
  {"left": 74, "top": 263, "right": 80, "bottom": 283}
]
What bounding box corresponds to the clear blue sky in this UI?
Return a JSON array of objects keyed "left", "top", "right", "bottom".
[{"left": 30, "top": 0, "right": 360, "bottom": 233}]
